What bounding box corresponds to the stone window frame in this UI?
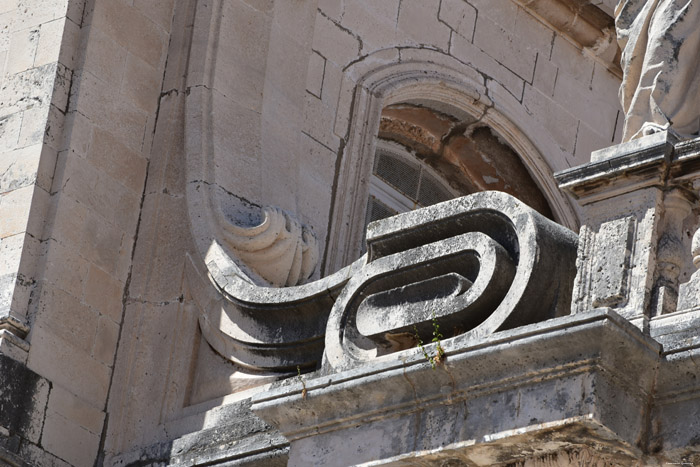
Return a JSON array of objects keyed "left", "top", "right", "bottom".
[{"left": 324, "top": 55, "right": 579, "bottom": 275}]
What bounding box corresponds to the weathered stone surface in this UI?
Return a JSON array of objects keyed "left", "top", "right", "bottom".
[
  {"left": 252, "top": 309, "right": 660, "bottom": 466},
  {"left": 557, "top": 133, "right": 700, "bottom": 323},
  {"left": 0, "top": 354, "right": 49, "bottom": 445},
  {"left": 325, "top": 192, "right": 577, "bottom": 371},
  {"left": 109, "top": 399, "right": 289, "bottom": 467}
]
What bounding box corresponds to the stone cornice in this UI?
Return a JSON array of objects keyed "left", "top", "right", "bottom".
[{"left": 515, "top": 0, "right": 622, "bottom": 77}]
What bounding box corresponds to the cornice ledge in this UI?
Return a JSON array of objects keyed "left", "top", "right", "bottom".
[{"left": 514, "top": 0, "right": 621, "bottom": 78}]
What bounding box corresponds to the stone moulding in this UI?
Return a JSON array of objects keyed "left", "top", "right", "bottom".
[
  {"left": 251, "top": 309, "right": 661, "bottom": 466},
  {"left": 514, "top": 0, "right": 621, "bottom": 77},
  {"left": 324, "top": 191, "right": 579, "bottom": 371},
  {"left": 222, "top": 206, "right": 320, "bottom": 287}
]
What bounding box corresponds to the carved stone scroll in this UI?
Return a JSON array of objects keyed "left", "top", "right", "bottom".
[
  {"left": 223, "top": 206, "right": 319, "bottom": 287},
  {"left": 187, "top": 192, "right": 578, "bottom": 373},
  {"left": 324, "top": 191, "right": 579, "bottom": 371}
]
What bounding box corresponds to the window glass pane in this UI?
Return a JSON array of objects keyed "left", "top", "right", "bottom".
[
  {"left": 417, "top": 171, "right": 453, "bottom": 207},
  {"left": 365, "top": 195, "right": 399, "bottom": 225},
  {"left": 373, "top": 150, "right": 420, "bottom": 200}
]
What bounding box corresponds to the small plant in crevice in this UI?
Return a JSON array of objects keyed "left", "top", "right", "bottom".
[
  {"left": 297, "top": 365, "right": 307, "bottom": 399},
  {"left": 414, "top": 312, "right": 446, "bottom": 369}
]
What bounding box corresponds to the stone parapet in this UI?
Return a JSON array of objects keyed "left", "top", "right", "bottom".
[{"left": 251, "top": 309, "right": 660, "bottom": 466}]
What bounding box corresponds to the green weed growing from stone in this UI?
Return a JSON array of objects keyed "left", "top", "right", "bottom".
[{"left": 414, "top": 312, "right": 446, "bottom": 369}]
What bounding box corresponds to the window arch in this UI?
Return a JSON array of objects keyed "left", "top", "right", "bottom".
[{"left": 324, "top": 55, "right": 579, "bottom": 274}]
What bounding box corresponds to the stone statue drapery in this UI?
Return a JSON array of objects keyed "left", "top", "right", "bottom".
[{"left": 615, "top": 0, "right": 700, "bottom": 141}]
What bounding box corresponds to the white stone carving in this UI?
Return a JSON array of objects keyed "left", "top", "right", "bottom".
[
  {"left": 616, "top": 0, "right": 700, "bottom": 141},
  {"left": 223, "top": 207, "right": 319, "bottom": 287},
  {"left": 324, "top": 191, "right": 579, "bottom": 371}
]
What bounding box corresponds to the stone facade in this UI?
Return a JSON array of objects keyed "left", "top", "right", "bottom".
[{"left": 1, "top": 0, "right": 699, "bottom": 466}]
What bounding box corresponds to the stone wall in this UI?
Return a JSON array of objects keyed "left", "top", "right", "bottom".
[
  {"left": 1, "top": 0, "right": 173, "bottom": 464},
  {"left": 0, "top": 0, "right": 629, "bottom": 465}
]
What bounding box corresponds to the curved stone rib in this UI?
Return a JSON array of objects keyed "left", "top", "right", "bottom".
[
  {"left": 354, "top": 232, "right": 516, "bottom": 342},
  {"left": 324, "top": 191, "right": 579, "bottom": 371},
  {"left": 185, "top": 242, "right": 364, "bottom": 371}
]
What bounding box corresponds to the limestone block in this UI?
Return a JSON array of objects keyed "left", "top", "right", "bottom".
[
  {"left": 311, "top": 12, "right": 360, "bottom": 67},
  {"left": 0, "top": 354, "right": 49, "bottom": 445},
  {"left": 127, "top": 193, "right": 188, "bottom": 303},
  {"left": 81, "top": 28, "right": 127, "bottom": 87},
  {"left": 532, "top": 55, "right": 557, "bottom": 97},
  {"left": 513, "top": 7, "right": 554, "bottom": 58},
  {"left": 16, "top": 105, "right": 48, "bottom": 148},
  {"left": 0, "top": 232, "right": 22, "bottom": 277},
  {"left": 13, "top": 0, "right": 69, "bottom": 31},
  {"left": 0, "top": 10, "right": 11, "bottom": 50},
  {"left": 522, "top": 83, "right": 578, "bottom": 154},
  {"left": 42, "top": 408, "right": 101, "bottom": 467},
  {"left": 303, "top": 93, "right": 341, "bottom": 152},
  {"left": 34, "top": 18, "right": 66, "bottom": 68},
  {"left": 270, "top": 0, "right": 316, "bottom": 49},
  {"left": 574, "top": 120, "right": 609, "bottom": 167},
  {"left": 0, "top": 329, "right": 28, "bottom": 363},
  {"left": 0, "top": 143, "right": 52, "bottom": 194},
  {"left": 65, "top": 0, "right": 84, "bottom": 26},
  {"left": 35, "top": 284, "right": 98, "bottom": 355},
  {"left": 27, "top": 324, "right": 111, "bottom": 408},
  {"left": 45, "top": 385, "right": 104, "bottom": 439},
  {"left": 133, "top": 0, "right": 175, "bottom": 33},
  {"left": 69, "top": 72, "right": 149, "bottom": 153},
  {"left": 552, "top": 68, "right": 618, "bottom": 142},
  {"left": 450, "top": 32, "right": 525, "bottom": 99},
  {"left": 41, "top": 240, "right": 90, "bottom": 299},
  {"left": 5, "top": 26, "right": 39, "bottom": 75},
  {"left": 0, "top": 231, "right": 39, "bottom": 325},
  {"left": 140, "top": 93, "right": 184, "bottom": 197},
  {"left": 83, "top": 265, "right": 124, "bottom": 324},
  {"left": 296, "top": 170, "right": 331, "bottom": 266},
  {"left": 80, "top": 215, "right": 128, "bottom": 279},
  {"left": 439, "top": 0, "right": 476, "bottom": 41},
  {"left": 89, "top": 0, "right": 167, "bottom": 69},
  {"left": 0, "top": 112, "right": 22, "bottom": 153},
  {"left": 0, "top": 62, "right": 63, "bottom": 118},
  {"left": 469, "top": 0, "right": 518, "bottom": 30},
  {"left": 102, "top": 302, "right": 182, "bottom": 449},
  {"left": 89, "top": 126, "right": 148, "bottom": 195},
  {"left": 340, "top": 1, "right": 400, "bottom": 53},
  {"left": 397, "top": 0, "right": 450, "bottom": 51},
  {"left": 0, "top": 0, "right": 15, "bottom": 15},
  {"left": 212, "top": 0, "right": 270, "bottom": 113},
  {"left": 261, "top": 22, "right": 310, "bottom": 115},
  {"left": 318, "top": 0, "right": 342, "bottom": 22},
  {"left": 550, "top": 34, "right": 594, "bottom": 86},
  {"left": 92, "top": 314, "right": 119, "bottom": 367},
  {"left": 474, "top": 14, "right": 536, "bottom": 82},
  {"left": 591, "top": 62, "right": 623, "bottom": 112},
  {"left": 298, "top": 132, "right": 337, "bottom": 190},
  {"left": 18, "top": 442, "right": 72, "bottom": 467},
  {"left": 0, "top": 184, "right": 34, "bottom": 238},
  {"left": 305, "top": 51, "right": 324, "bottom": 98}
]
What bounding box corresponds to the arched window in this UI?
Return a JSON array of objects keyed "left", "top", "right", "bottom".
[
  {"left": 358, "top": 103, "right": 556, "bottom": 253},
  {"left": 365, "top": 140, "right": 457, "bottom": 226},
  {"left": 325, "top": 59, "right": 579, "bottom": 274}
]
